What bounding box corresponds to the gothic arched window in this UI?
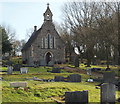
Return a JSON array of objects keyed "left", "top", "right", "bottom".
[{"left": 42, "top": 34, "right": 56, "bottom": 49}]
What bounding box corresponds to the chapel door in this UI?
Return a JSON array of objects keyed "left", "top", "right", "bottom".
[{"left": 46, "top": 52, "right": 52, "bottom": 64}]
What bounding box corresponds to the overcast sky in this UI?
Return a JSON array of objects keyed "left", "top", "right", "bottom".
[
  {"left": 0, "top": 0, "right": 69, "bottom": 40},
  {"left": 0, "top": 0, "right": 119, "bottom": 41}
]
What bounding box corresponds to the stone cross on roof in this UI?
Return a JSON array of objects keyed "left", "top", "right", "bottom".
[{"left": 47, "top": 3, "right": 49, "bottom": 7}]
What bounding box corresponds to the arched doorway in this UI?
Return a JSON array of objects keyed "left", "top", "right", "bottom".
[{"left": 46, "top": 52, "right": 52, "bottom": 64}]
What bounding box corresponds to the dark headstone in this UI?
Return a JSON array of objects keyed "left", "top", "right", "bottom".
[
  {"left": 51, "top": 68, "right": 61, "bottom": 73},
  {"left": 89, "top": 68, "right": 101, "bottom": 72},
  {"left": 54, "top": 76, "right": 65, "bottom": 82},
  {"left": 65, "top": 90, "right": 88, "bottom": 104},
  {"left": 103, "top": 72, "right": 115, "bottom": 84},
  {"left": 68, "top": 74, "right": 81, "bottom": 82},
  {"left": 13, "top": 64, "right": 22, "bottom": 71},
  {"left": 74, "top": 56, "right": 79, "bottom": 67},
  {"left": 101, "top": 83, "right": 116, "bottom": 103}
]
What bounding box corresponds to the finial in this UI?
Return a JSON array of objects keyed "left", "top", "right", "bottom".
[{"left": 47, "top": 3, "right": 49, "bottom": 7}]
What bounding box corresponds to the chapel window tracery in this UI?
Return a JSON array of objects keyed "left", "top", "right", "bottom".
[{"left": 42, "top": 34, "right": 55, "bottom": 49}]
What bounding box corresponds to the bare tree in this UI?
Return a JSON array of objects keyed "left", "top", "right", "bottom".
[
  {"left": 25, "top": 27, "right": 34, "bottom": 41},
  {"left": 94, "top": 2, "right": 119, "bottom": 67},
  {"left": 61, "top": 2, "right": 119, "bottom": 66},
  {"left": 1, "top": 24, "right": 16, "bottom": 42},
  {"left": 62, "top": 2, "right": 98, "bottom": 66}
]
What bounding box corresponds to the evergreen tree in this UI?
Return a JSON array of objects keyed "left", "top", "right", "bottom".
[{"left": 0, "top": 26, "right": 12, "bottom": 54}]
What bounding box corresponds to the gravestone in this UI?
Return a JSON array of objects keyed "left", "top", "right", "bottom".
[
  {"left": 68, "top": 74, "right": 81, "bottom": 82},
  {"left": 74, "top": 55, "right": 79, "bottom": 67},
  {"left": 101, "top": 83, "right": 116, "bottom": 103},
  {"left": 40, "top": 60, "right": 46, "bottom": 66},
  {"left": 51, "top": 68, "right": 61, "bottom": 73},
  {"left": 10, "top": 82, "right": 27, "bottom": 87},
  {"left": 20, "top": 67, "right": 28, "bottom": 74},
  {"left": 103, "top": 72, "right": 115, "bottom": 84},
  {"left": 87, "top": 68, "right": 92, "bottom": 75},
  {"left": 7, "top": 66, "right": 13, "bottom": 74},
  {"left": 54, "top": 76, "right": 65, "bottom": 82},
  {"left": 65, "top": 90, "right": 88, "bottom": 104},
  {"left": 13, "top": 64, "right": 22, "bottom": 71},
  {"left": 48, "top": 61, "right": 54, "bottom": 67}
]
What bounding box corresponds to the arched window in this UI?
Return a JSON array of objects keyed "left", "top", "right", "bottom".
[
  {"left": 45, "top": 36, "right": 48, "bottom": 48},
  {"left": 48, "top": 34, "right": 50, "bottom": 49},
  {"left": 42, "top": 34, "right": 56, "bottom": 49},
  {"left": 41, "top": 38, "right": 44, "bottom": 48},
  {"left": 53, "top": 37, "right": 56, "bottom": 48},
  {"left": 50, "top": 35, "right": 53, "bottom": 49}
]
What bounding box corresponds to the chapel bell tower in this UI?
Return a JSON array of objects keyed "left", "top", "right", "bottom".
[{"left": 43, "top": 3, "right": 53, "bottom": 21}]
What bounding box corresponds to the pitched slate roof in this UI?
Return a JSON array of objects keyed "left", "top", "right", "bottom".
[
  {"left": 21, "top": 28, "right": 42, "bottom": 51},
  {"left": 21, "top": 20, "right": 65, "bottom": 51}
]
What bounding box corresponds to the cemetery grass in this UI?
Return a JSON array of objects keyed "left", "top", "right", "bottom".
[{"left": 1, "top": 66, "right": 120, "bottom": 103}]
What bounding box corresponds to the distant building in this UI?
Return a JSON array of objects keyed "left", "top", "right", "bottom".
[{"left": 21, "top": 4, "right": 65, "bottom": 66}]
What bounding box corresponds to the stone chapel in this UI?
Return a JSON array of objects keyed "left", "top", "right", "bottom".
[{"left": 22, "top": 4, "right": 65, "bottom": 66}]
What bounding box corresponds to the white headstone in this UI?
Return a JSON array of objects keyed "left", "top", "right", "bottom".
[
  {"left": 20, "top": 68, "right": 28, "bottom": 74},
  {"left": 10, "top": 82, "right": 27, "bottom": 87}
]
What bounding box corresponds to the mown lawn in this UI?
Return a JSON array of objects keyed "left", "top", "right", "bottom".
[{"left": 1, "top": 65, "right": 120, "bottom": 103}]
